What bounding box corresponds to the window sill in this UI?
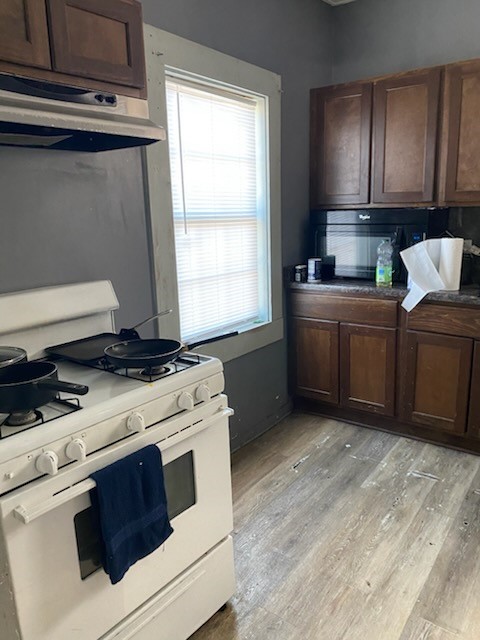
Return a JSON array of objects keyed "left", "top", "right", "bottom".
[{"left": 192, "top": 317, "right": 284, "bottom": 363}]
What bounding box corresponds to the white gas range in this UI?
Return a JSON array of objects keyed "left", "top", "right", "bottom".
[{"left": 0, "top": 281, "right": 235, "bottom": 640}]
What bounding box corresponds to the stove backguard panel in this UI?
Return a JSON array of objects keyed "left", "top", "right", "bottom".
[{"left": 0, "top": 281, "right": 118, "bottom": 359}]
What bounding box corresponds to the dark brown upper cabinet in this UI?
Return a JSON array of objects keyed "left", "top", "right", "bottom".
[
  {"left": 310, "top": 82, "right": 372, "bottom": 207},
  {"left": 0, "top": 0, "right": 146, "bottom": 97},
  {"left": 372, "top": 68, "right": 441, "bottom": 204},
  {"left": 442, "top": 60, "right": 480, "bottom": 203},
  {"left": 47, "top": 0, "right": 146, "bottom": 89},
  {"left": 310, "top": 68, "right": 443, "bottom": 208},
  {"left": 0, "top": 0, "right": 51, "bottom": 69}
]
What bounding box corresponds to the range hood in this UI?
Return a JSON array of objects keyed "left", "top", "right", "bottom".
[{"left": 0, "top": 76, "right": 165, "bottom": 152}]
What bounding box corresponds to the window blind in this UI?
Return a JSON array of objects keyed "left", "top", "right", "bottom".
[{"left": 166, "top": 78, "right": 270, "bottom": 341}]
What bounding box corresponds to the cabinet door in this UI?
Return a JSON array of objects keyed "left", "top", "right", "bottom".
[
  {"left": 310, "top": 83, "right": 372, "bottom": 207},
  {"left": 340, "top": 324, "right": 396, "bottom": 416},
  {"left": 443, "top": 60, "right": 480, "bottom": 203},
  {"left": 403, "top": 331, "right": 472, "bottom": 433},
  {"left": 0, "top": 0, "right": 51, "bottom": 69},
  {"left": 47, "top": 0, "right": 146, "bottom": 88},
  {"left": 467, "top": 342, "right": 480, "bottom": 438},
  {"left": 373, "top": 68, "right": 441, "bottom": 204},
  {"left": 292, "top": 318, "right": 339, "bottom": 404}
]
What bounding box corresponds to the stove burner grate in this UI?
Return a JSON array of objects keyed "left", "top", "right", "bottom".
[
  {"left": 0, "top": 396, "right": 83, "bottom": 438},
  {"left": 5, "top": 409, "right": 43, "bottom": 427},
  {"left": 89, "top": 353, "right": 203, "bottom": 382},
  {"left": 140, "top": 365, "right": 168, "bottom": 377}
]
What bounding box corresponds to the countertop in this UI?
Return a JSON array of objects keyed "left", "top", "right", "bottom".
[{"left": 289, "top": 279, "right": 480, "bottom": 307}]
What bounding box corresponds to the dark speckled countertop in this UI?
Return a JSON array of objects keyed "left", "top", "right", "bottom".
[{"left": 289, "top": 279, "right": 480, "bottom": 307}]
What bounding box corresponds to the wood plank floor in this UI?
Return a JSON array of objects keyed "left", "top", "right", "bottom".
[{"left": 190, "top": 413, "right": 480, "bottom": 640}]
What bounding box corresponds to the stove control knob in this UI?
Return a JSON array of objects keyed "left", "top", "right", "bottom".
[
  {"left": 178, "top": 392, "right": 194, "bottom": 411},
  {"left": 66, "top": 438, "right": 87, "bottom": 462},
  {"left": 127, "top": 412, "right": 146, "bottom": 433},
  {"left": 196, "top": 384, "right": 211, "bottom": 403},
  {"left": 36, "top": 451, "right": 59, "bottom": 476}
]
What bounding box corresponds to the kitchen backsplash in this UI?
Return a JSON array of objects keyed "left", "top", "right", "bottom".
[
  {"left": 448, "top": 208, "right": 480, "bottom": 285},
  {"left": 448, "top": 208, "right": 480, "bottom": 244}
]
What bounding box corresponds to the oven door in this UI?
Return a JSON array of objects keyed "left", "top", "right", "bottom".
[
  {"left": 315, "top": 223, "right": 404, "bottom": 280},
  {"left": 0, "top": 396, "right": 233, "bottom": 640}
]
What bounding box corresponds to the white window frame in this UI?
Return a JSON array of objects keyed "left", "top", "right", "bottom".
[{"left": 143, "top": 26, "right": 283, "bottom": 363}]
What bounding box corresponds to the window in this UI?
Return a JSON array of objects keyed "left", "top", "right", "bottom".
[
  {"left": 166, "top": 78, "right": 270, "bottom": 341},
  {"left": 143, "top": 26, "right": 283, "bottom": 363}
]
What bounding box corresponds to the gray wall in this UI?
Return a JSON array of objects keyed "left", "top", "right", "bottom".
[
  {"left": 332, "top": 0, "right": 480, "bottom": 83},
  {"left": 0, "top": 147, "right": 154, "bottom": 329},
  {"left": 0, "top": 0, "right": 332, "bottom": 451}
]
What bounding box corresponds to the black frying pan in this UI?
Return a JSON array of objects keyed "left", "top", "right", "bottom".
[
  {"left": 0, "top": 362, "right": 89, "bottom": 413},
  {"left": 104, "top": 332, "right": 238, "bottom": 369}
]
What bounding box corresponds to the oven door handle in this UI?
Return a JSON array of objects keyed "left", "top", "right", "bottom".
[
  {"left": 13, "top": 407, "right": 234, "bottom": 525},
  {"left": 13, "top": 479, "right": 96, "bottom": 524}
]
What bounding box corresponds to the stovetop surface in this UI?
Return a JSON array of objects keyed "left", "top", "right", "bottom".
[
  {"left": 1, "top": 353, "right": 208, "bottom": 414},
  {"left": 0, "top": 352, "right": 224, "bottom": 464}
]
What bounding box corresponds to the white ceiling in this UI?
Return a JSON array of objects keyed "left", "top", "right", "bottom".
[{"left": 321, "top": 0, "right": 357, "bottom": 6}]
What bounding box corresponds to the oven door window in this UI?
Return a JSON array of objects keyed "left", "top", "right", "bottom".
[
  {"left": 316, "top": 224, "right": 402, "bottom": 279},
  {"left": 74, "top": 450, "right": 196, "bottom": 580}
]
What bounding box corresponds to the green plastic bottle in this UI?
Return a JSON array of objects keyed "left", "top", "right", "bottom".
[{"left": 376, "top": 239, "right": 393, "bottom": 287}]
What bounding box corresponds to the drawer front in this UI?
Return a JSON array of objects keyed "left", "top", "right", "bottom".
[
  {"left": 406, "top": 303, "right": 480, "bottom": 338},
  {"left": 291, "top": 292, "right": 397, "bottom": 327}
]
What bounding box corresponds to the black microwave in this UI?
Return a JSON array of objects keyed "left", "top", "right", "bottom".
[{"left": 310, "top": 208, "right": 450, "bottom": 282}]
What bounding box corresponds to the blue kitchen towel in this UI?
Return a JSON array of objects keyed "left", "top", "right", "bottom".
[{"left": 90, "top": 445, "right": 174, "bottom": 585}]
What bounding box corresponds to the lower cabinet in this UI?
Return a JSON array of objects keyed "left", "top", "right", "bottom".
[
  {"left": 290, "top": 290, "right": 480, "bottom": 453},
  {"left": 401, "top": 331, "right": 472, "bottom": 433},
  {"left": 291, "top": 317, "right": 396, "bottom": 415},
  {"left": 292, "top": 318, "right": 339, "bottom": 403},
  {"left": 467, "top": 342, "right": 480, "bottom": 438},
  {"left": 340, "top": 324, "right": 396, "bottom": 416}
]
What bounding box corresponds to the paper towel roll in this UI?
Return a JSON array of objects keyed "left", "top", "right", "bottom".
[
  {"left": 438, "top": 238, "right": 463, "bottom": 290},
  {"left": 400, "top": 237, "right": 463, "bottom": 312}
]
